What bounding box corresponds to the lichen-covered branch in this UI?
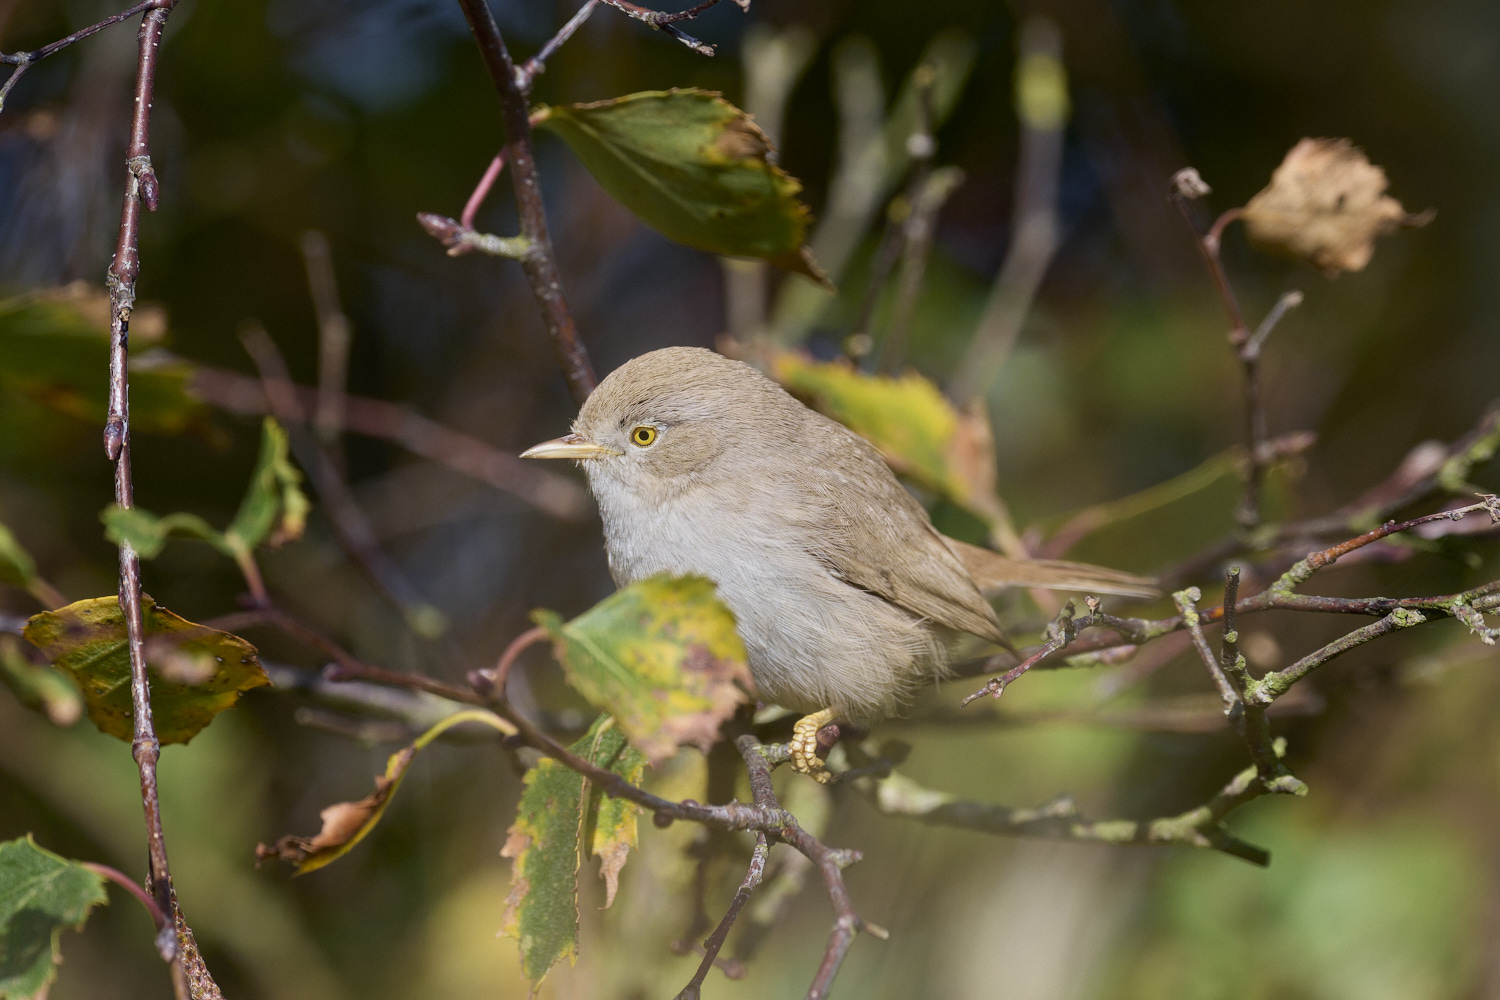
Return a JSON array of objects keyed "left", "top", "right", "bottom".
[{"left": 853, "top": 742, "right": 1285, "bottom": 866}]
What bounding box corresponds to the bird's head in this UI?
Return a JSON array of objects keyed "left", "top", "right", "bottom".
[{"left": 520, "top": 347, "right": 798, "bottom": 491}]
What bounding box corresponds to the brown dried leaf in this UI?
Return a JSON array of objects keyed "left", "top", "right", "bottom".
[
  {"left": 256, "top": 746, "right": 416, "bottom": 875},
  {"left": 256, "top": 709, "right": 515, "bottom": 875},
  {"left": 1241, "top": 138, "right": 1432, "bottom": 276}
]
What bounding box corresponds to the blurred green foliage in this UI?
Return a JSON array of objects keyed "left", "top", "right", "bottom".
[{"left": 1, "top": 0, "right": 1497, "bottom": 998}]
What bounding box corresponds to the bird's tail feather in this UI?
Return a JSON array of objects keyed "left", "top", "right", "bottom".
[{"left": 945, "top": 537, "right": 1160, "bottom": 600}]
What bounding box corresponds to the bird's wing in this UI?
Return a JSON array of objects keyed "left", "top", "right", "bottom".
[
  {"left": 943, "top": 537, "right": 1161, "bottom": 600},
  {"left": 794, "top": 420, "right": 1011, "bottom": 648}
]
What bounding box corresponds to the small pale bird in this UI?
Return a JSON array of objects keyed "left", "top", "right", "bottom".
[{"left": 523, "top": 347, "right": 1154, "bottom": 780}]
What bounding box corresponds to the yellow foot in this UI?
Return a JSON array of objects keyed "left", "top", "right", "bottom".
[{"left": 790, "top": 708, "right": 839, "bottom": 784}]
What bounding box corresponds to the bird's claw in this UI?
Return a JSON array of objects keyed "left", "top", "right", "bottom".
[{"left": 790, "top": 708, "right": 838, "bottom": 784}]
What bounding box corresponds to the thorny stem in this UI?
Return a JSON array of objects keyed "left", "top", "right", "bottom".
[
  {"left": 456, "top": 0, "right": 597, "bottom": 404},
  {"left": 98, "top": 2, "right": 198, "bottom": 996}
]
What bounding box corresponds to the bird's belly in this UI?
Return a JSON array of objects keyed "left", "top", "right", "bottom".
[{"left": 603, "top": 503, "right": 943, "bottom": 719}]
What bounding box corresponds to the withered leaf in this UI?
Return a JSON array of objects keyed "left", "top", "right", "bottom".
[
  {"left": 1241, "top": 138, "right": 1432, "bottom": 276},
  {"left": 23, "top": 596, "right": 268, "bottom": 745},
  {"left": 257, "top": 709, "right": 514, "bottom": 874},
  {"left": 501, "top": 715, "right": 647, "bottom": 986},
  {"left": 532, "top": 576, "right": 751, "bottom": 766}
]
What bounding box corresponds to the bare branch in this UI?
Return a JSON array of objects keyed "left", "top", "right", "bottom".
[
  {"left": 456, "top": 0, "right": 597, "bottom": 404},
  {"left": 519, "top": 0, "right": 601, "bottom": 88},
  {"left": 673, "top": 834, "right": 766, "bottom": 999},
  {"left": 1175, "top": 585, "right": 1307, "bottom": 795},
  {"left": 97, "top": 2, "right": 203, "bottom": 994},
  {"left": 0, "top": 0, "right": 163, "bottom": 114}
]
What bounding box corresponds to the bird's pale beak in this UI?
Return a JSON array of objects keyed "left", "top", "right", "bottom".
[{"left": 520, "top": 433, "right": 621, "bottom": 461}]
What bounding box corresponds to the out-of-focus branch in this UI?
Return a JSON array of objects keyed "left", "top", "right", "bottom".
[
  {"left": 98, "top": 2, "right": 201, "bottom": 995},
  {"left": 298, "top": 232, "right": 352, "bottom": 449},
  {"left": 456, "top": 0, "right": 596, "bottom": 404},
  {"left": 768, "top": 32, "right": 976, "bottom": 344},
  {"left": 722, "top": 23, "right": 818, "bottom": 341},
  {"left": 875, "top": 166, "right": 963, "bottom": 372},
  {"left": 948, "top": 17, "right": 1067, "bottom": 403},
  {"left": 239, "top": 324, "right": 450, "bottom": 639},
  {"left": 190, "top": 366, "right": 589, "bottom": 520}
]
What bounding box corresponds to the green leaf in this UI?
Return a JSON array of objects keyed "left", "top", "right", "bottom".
[
  {"left": 256, "top": 709, "right": 515, "bottom": 875},
  {"left": 533, "top": 575, "right": 752, "bottom": 765},
  {"left": 501, "top": 715, "right": 647, "bottom": 986},
  {"left": 533, "top": 89, "right": 826, "bottom": 284},
  {"left": 22, "top": 596, "right": 270, "bottom": 745},
  {"left": 100, "top": 506, "right": 226, "bottom": 560},
  {"left": 0, "top": 287, "right": 212, "bottom": 437},
  {"left": 0, "top": 634, "right": 82, "bottom": 728},
  {"left": 586, "top": 724, "right": 648, "bottom": 909},
  {"left": 225, "top": 418, "right": 309, "bottom": 551},
  {"left": 0, "top": 836, "right": 107, "bottom": 1000},
  {"left": 0, "top": 523, "right": 37, "bottom": 592},
  {"left": 766, "top": 351, "right": 1007, "bottom": 525}
]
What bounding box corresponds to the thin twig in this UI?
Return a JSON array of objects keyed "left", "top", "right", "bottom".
[
  {"left": 519, "top": 0, "right": 601, "bottom": 88},
  {"left": 964, "top": 501, "right": 1500, "bottom": 705},
  {"left": 456, "top": 0, "right": 597, "bottom": 404},
  {"left": 596, "top": 0, "right": 738, "bottom": 55},
  {"left": 458, "top": 151, "right": 506, "bottom": 231},
  {"left": 99, "top": 3, "right": 197, "bottom": 995},
  {"left": 80, "top": 861, "right": 168, "bottom": 931},
  {"left": 674, "top": 833, "right": 767, "bottom": 999},
  {"left": 0, "top": 0, "right": 162, "bottom": 114},
  {"left": 1167, "top": 172, "right": 1304, "bottom": 532},
  {"left": 1174, "top": 586, "right": 1306, "bottom": 795}
]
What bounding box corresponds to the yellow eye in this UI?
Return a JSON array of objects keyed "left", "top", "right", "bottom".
[{"left": 630, "top": 425, "right": 658, "bottom": 447}]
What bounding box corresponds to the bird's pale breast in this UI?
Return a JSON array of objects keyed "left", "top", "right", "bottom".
[{"left": 586, "top": 462, "right": 945, "bottom": 719}]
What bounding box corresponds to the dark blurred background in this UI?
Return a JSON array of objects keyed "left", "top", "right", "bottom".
[{"left": 1, "top": 0, "right": 1497, "bottom": 997}]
